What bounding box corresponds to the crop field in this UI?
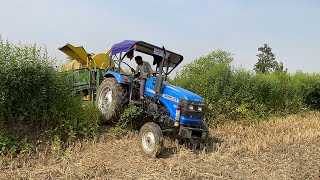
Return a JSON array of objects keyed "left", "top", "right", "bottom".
[
  {"left": 1, "top": 112, "right": 319, "bottom": 179},
  {"left": 1, "top": 38, "right": 320, "bottom": 180},
  {"left": 1, "top": 1, "right": 320, "bottom": 179}
]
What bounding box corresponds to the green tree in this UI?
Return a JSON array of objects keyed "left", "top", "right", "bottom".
[{"left": 254, "top": 44, "right": 285, "bottom": 73}]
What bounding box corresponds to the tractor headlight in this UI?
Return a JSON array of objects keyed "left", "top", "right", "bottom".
[
  {"left": 189, "top": 105, "right": 194, "bottom": 110},
  {"left": 198, "top": 106, "right": 203, "bottom": 111}
]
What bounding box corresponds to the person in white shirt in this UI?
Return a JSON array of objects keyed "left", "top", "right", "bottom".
[{"left": 131, "top": 56, "right": 154, "bottom": 100}]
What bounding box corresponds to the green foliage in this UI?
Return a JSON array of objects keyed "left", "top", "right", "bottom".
[
  {"left": 173, "top": 50, "right": 320, "bottom": 123},
  {"left": 108, "top": 104, "right": 142, "bottom": 135},
  {"left": 254, "top": 44, "right": 286, "bottom": 73},
  {"left": 292, "top": 71, "right": 320, "bottom": 110},
  {"left": 0, "top": 135, "right": 33, "bottom": 155},
  {"left": 0, "top": 37, "right": 101, "bottom": 153},
  {"left": 118, "top": 104, "right": 142, "bottom": 128}
]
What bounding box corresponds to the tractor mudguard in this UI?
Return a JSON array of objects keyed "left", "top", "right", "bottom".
[{"left": 104, "top": 71, "right": 131, "bottom": 84}]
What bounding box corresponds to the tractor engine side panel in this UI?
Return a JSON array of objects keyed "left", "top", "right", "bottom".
[
  {"left": 145, "top": 78, "right": 180, "bottom": 120},
  {"left": 145, "top": 78, "right": 205, "bottom": 125}
]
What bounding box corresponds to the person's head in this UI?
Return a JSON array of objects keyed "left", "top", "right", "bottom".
[{"left": 135, "top": 56, "right": 143, "bottom": 65}]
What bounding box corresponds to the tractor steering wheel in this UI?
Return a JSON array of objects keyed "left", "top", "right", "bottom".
[{"left": 112, "top": 59, "right": 134, "bottom": 75}]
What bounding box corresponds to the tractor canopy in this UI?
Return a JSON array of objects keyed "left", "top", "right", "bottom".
[{"left": 110, "top": 40, "right": 183, "bottom": 74}]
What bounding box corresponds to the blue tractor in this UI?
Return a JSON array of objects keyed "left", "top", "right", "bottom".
[{"left": 96, "top": 40, "right": 209, "bottom": 157}]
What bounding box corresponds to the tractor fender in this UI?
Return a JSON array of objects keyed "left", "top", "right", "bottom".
[{"left": 104, "top": 71, "right": 131, "bottom": 84}]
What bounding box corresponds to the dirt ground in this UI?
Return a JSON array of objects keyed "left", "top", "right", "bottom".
[{"left": 1, "top": 112, "right": 320, "bottom": 179}]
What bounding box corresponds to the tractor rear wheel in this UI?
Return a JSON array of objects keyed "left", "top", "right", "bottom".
[
  {"left": 95, "top": 78, "right": 128, "bottom": 123},
  {"left": 139, "top": 122, "right": 163, "bottom": 158}
]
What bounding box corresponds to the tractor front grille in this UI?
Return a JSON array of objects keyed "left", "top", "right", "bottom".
[
  {"left": 180, "top": 99, "right": 204, "bottom": 119},
  {"left": 180, "top": 110, "right": 203, "bottom": 119}
]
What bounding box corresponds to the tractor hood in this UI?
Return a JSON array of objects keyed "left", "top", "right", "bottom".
[
  {"left": 163, "top": 83, "right": 204, "bottom": 103},
  {"left": 145, "top": 78, "right": 204, "bottom": 104}
]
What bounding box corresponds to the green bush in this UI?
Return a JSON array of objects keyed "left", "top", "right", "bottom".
[
  {"left": 107, "top": 105, "right": 143, "bottom": 135},
  {"left": 0, "top": 37, "right": 100, "bottom": 153},
  {"left": 0, "top": 134, "right": 33, "bottom": 155},
  {"left": 119, "top": 104, "right": 143, "bottom": 127},
  {"left": 292, "top": 72, "right": 320, "bottom": 110},
  {"left": 173, "top": 50, "right": 320, "bottom": 122}
]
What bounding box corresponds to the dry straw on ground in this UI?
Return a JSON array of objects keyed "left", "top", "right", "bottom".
[{"left": 1, "top": 112, "right": 320, "bottom": 179}]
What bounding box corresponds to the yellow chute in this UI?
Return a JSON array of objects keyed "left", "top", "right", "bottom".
[
  {"left": 59, "top": 44, "right": 114, "bottom": 72},
  {"left": 92, "top": 49, "right": 114, "bottom": 69},
  {"left": 59, "top": 60, "right": 84, "bottom": 72}
]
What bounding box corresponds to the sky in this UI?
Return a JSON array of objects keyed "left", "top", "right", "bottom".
[{"left": 1, "top": 0, "right": 319, "bottom": 76}]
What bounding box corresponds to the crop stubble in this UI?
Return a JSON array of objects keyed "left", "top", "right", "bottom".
[{"left": 1, "top": 112, "right": 319, "bottom": 179}]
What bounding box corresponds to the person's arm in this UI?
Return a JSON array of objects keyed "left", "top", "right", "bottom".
[
  {"left": 147, "top": 62, "right": 154, "bottom": 73},
  {"left": 131, "top": 65, "right": 139, "bottom": 73}
]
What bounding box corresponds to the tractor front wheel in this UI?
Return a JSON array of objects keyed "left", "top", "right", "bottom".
[{"left": 139, "top": 122, "right": 163, "bottom": 158}]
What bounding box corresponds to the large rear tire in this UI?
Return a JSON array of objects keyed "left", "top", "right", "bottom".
[
  {"left": 95, "top": 78, "right": 128, "bottom": 123},
  {"left": 139, "top": 122, "right": 163, "bottom": 158}
]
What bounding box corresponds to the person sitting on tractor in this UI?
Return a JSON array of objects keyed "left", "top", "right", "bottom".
[{"left": 131, "top": 55, "right": 154, "bottom": 100}]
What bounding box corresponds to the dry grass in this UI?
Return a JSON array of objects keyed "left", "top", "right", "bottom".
[{"left": 1, "top": 112, "right": 320, "bottom": 179}]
